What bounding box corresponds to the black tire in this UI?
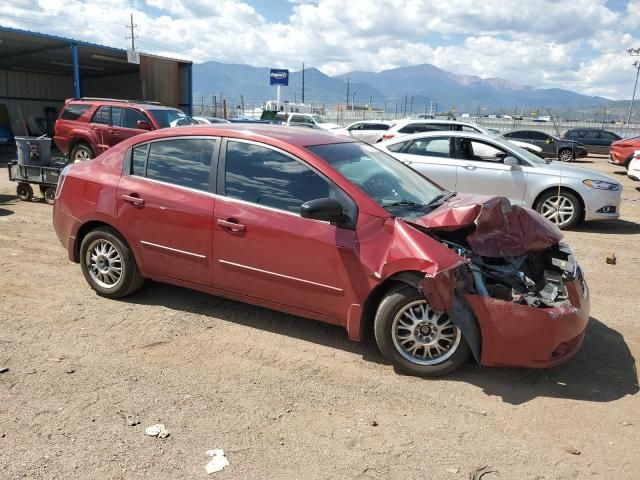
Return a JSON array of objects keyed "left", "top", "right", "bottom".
[
  {"left": 70, "top": 142, "right": 94, "bottom": 163},
  {"left": 43, "top": 187, "right": 56, "bottom": 205},
  {"left": 534, "top": 189, "right": 583, "bottom": 230},
  {"left": 558, "top": 148, "right": 574, "bottom": 162},
  {"left": 374, "top": 285, "right": 470, "bottom": 377},
  {"left": 16, "top": 183, "right": 33, "bottom": 202},
  {"left": 79, "top": 226, "right": 144, "bottom": 299}
]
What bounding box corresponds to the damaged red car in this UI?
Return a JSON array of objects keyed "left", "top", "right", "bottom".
[{"left": 52, "top": 125, "right": 590, "bottom": 376}]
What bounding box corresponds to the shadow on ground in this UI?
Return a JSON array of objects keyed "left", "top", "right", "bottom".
[
  {"left": 124, "top": 281, "right": 385, "bottom": 365},
  {"left": 451, "top": 318, "right": 638, "bottom": 405},
  {"left": 573, "top": 219, "right": 640, "bottom": 235},
  {"left": 0, "top": 193, "right": 17, "bottom": 204},
  {"left": 123, "top": 283, "right": 637, "bottom": 405}
]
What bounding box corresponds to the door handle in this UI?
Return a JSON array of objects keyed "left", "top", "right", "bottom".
[
  {"left": 463, "top": 165, "right": 476, "bottom": 170},
  {"left": 121, "top": 193, "right": 144, "bottom": 207},
  {"left": 217, "top": 218, "right": 245, "bottom": 232},
  {"left": 108, "top": 129, "right": 119, "bottom": 135}
]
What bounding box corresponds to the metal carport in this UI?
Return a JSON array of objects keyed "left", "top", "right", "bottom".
[{"left": 0, "top": 26, "right": 192, "bottom": 137}]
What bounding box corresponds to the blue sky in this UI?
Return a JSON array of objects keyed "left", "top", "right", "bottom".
[{"left": 2, "top": 0, "right": 640, "bottom": 99}]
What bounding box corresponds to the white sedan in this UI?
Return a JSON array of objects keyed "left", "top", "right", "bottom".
[
  {"left": 628, "top": 152, "right": 640, "bottom": 181},
  {"left": 346, "top": 120, "right": 394, "bottom": 143},
  {"left": 378, "top": 131, "right": 622, "bottom": 229}
]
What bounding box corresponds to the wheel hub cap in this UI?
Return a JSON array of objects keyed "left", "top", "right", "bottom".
[
  {"left": 392, "top": 300, "right": 462, "bottom": 366},
  {"left": 86, "top": 239, "right": 123, "bottom": 289},
  {"left": 540, "top": 195, "right": 575, "bottom": 227}
]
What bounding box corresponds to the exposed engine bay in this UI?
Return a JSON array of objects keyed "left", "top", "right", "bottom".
[{"left": 434, "top": 231, "right": 578, "bottom": 308}]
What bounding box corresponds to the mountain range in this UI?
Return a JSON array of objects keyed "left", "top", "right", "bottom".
[{"left": 193, "top": 61, "right": 611, "bottom": 114}]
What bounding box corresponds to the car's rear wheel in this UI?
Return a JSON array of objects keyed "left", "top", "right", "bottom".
[
  {"left": 558, "top": 148, "right": 573, "bottom": 162},
  {"left": 71, "top": 143, "right": 93, "bottom": 163},
  {"left": 374, "top": 285, "right": 470, "bottom": 377},
  {"left": 80, "top": 227, "right": 144, "bottom": 298},
  {"left": 534, "top": 189, "right": 582, "bottom": 229}
]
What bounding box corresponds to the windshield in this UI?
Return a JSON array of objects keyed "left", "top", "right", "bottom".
[
  {"left": 312, "top": 115, "right": 328, "bottom": 124},
  {"left": 146, "top": 108, "right": 195, "bottom": 128},
  {"left": 501, "top": 140, "right": 549, "bottom": 164},
  {"left": 307, "top": 142, "right": 444, "bottom": 215}
]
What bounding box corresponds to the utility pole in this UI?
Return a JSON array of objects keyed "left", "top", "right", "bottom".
[
  {"left": 346, "top": 77, "right": 350, "bottom": 110},
  {"left": 627, "top": 48, "right": 640, "bottom": 124},
  {"left": 403, "top": 93, "right": 408, "bottom": 116},
  {"left": 126, "top": 13, "right": 138, "bottom": 51},
  {"left": 301, "top": 62, "right": 305, "bottom": 104},
  {"left": 410, "top": 96, "right": 413, "bottom": 114},
  {"left": 352, "top": 91, "right": 356, "bottom": 111},
  {"left": 369, "top": 95, "right": 372, "bottom": 109}
]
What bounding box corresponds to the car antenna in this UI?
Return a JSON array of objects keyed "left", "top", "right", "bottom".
[
  {"left": 548, "top": 109, "right": 564, "bottom": 224},
  {"left": 548, "top": 108, "right": 574, "bottom": 162}
]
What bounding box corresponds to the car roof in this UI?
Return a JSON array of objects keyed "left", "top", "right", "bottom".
[
  {"left": 350, "top": 120, "right": 394, "bottom": 125},
  {"left": 380, "top": 130, "right": 512, "bottom": 145},
  {"left": 67, "top": 99, "right": 177, "bottom": 111},
  {"left": 393, "top": 118, "right": 480, "bottom": 128},
  {"left": 140, "top": 124, "right": 356, "bottom": 147}
]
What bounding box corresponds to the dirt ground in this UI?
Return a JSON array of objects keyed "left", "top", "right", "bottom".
[{"left": 0, "top": 151, "right": 638, "bottom": 480}]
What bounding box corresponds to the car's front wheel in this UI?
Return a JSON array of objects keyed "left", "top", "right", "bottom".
[
  {"left": 374, "top": 285, "right": 470, "bottom": 377},
  {"left": 558, "top": 148, "right": 574, "bottom": 162},
  {"left": 534, "top": 189, "right": 583, "bottom": 229},
  {"left": 80, "top": 227, "right": 144, "bottom": 298}
]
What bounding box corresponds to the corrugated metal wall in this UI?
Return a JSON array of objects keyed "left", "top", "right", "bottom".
[
  {"left": 140, "top": 56, "right": 179, "bottom": 107},
  {"left": 83, "top": 73, "right": 142, "bottom": 100},
  {"left": 0, "top": 69, "right": 72, "bottom": 135}
]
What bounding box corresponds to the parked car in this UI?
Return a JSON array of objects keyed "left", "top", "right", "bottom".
[
  {"left": 54, "top": 98, "right": 196, "bottom": 162},
  {"left": 378, "top": 131, "right": 622, "bottom": 229},
  {"left": 285, "top": 113, "right": 350, "bottom": 135},
  {"left": 501, "top": 130, "right": 588, "bottom": 162},
  {"left": 192, "top": 116, "right": 231, "bottom": 124},
  {"left": 562, "top": 128, "right": 622, "bottom": 155},
  {"left": 627, "top": 152, "right": 640, "bottom": 181},
  {"left": 609, "top": 136, "right": 640, "bottom": 168},
  {"left": 53, "top": 125, "right": 589, "bottom": 377},
  {"left": 378, "top": 119, "right": 543, "bottom": 155},
  {"left": 346, "top": 120, "right": 394, "bottom": 143}
]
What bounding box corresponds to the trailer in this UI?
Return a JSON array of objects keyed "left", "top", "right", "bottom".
[{"left": 8, "top": 159, "right": 67, "bottom": 204}]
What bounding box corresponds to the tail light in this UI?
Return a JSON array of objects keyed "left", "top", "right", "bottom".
[
  {"left": 382, "top": 134, "right": 395, "bottom": 141},
  {"left": 55, "top": 164, "right": 72, "bottom": 199}
]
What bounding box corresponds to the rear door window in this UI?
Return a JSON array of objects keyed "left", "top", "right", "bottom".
[
  {"left": 91, "top": 106, "right": 111, "bottom": 125},
  {"left": 405, "top": 138, "right": 451, "bottom": 158},
  {"left": 131, "top": 138, "right": 216, "bottom": 192},
  {"left": 528, "top": 131, "right": 549, "bottom": 141}
]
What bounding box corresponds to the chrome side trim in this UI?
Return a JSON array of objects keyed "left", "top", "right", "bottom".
[
  {"left": 219, "top": 259, "right": 343, "bottom": 294},
  {"left": 140, "top": 240, "right": 207, "bottom": 259}
]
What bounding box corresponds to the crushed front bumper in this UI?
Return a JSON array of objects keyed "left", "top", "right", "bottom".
[{"left": 465, "top": 273, "right": 590, "bottom": 368}]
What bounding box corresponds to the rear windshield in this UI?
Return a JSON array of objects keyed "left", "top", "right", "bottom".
[
  {"left": 60, "top": 104, "right": 91, "bottom": 121},
  {"left": 146, "top": 108, "right": 196, "bottom": 128}
]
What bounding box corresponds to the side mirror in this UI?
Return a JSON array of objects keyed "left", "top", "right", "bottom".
[
  {"left": 136, "top": 120, "right": 154, "bottom": 131},
  {"left": 301, "top": 198, "right": 343, "bottom": 223},
  {"left": 503, "top": 156, "right": 520, "bottom": 169}
]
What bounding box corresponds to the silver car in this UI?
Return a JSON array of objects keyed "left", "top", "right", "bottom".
[
  {"left": 378, "top": 131, "right": 622, "bottom": 229},
  {"left": 346, "top": 120, "right": 395, "bottom": 143}
]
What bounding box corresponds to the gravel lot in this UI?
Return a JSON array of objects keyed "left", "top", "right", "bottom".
[{"left": 0, "top": 152, "right": 638, "bottom": 479}]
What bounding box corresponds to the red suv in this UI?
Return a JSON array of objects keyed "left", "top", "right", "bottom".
[
  {"left": 53, "top": 98, "right": 195, "bottom": 163},
  {"left": 52, "top": 125, "right": 590, "bottom": 376}
]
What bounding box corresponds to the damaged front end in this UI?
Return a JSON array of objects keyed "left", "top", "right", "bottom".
[{"left": 403, "top": 195, "right": 590, "bottom": 368}]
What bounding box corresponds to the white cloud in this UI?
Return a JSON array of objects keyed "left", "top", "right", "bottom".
[{"left": 1, "top": 0, "right": 639, "bottom": 98}]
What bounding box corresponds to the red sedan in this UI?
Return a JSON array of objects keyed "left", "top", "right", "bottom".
[
  {"left": 609, "top": 136, "right": 640, "bottom": 168},
  {"left": 52, "top": 125, "right": 590, "bottom": 376}
]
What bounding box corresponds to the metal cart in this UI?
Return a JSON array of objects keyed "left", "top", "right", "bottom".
[{"left": 8, "top": 159, "right": 67, "bottom": 204}]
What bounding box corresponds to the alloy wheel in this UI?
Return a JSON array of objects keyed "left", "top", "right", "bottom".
[
  {"left": 74, "top": 149, "right": 91, "bottom": 162},
  {"left": 391, "top": 300, "right": 461, "bottom": 366},
  {"left": 540, "top": 195, "right": 575, "bottom": 227},
  {"left": 86, "top": 239, "right": 123, "bottom": 289}
]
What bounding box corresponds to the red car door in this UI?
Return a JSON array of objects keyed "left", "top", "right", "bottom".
[
  {"left": 88, "top": 105, "right": 112, "bottom": 155},
  {"left": 110, "top": 107, "right": 154, "bottom": 145},
  {"left": 116, "top": 137, "right": 218, "bottom": 286},
  {"left": 212, "top": 139, "right": 358, "bottom": 322}
]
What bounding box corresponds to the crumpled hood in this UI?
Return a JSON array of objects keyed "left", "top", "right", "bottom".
[{"left": 404, "top": 193, "right": 563, "bottom": 257}]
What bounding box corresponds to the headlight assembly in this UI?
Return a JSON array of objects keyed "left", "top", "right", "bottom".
[{"left": 582, "top": 179, "right": 621, "bottom": 191}]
